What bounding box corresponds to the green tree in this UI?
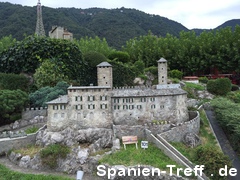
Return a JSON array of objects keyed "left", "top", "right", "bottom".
[
  {"left": 83, "top": 51, "right": 108, "bottom": 86},
  {"left": 0, "top": 89, "right": 28, "bottom": 125},
  {"left": 0, "top": 36, "right": 87, "bottom": 85},
  {"left": 108, "top": 51, "right": 130, "bottom": 63},
  {"left": 33, "top": 58, "right": 70, "bottom": 88},
  {"left": 29, "top": 81, "right": 69, "bottom": 107},
  {"left": 0, "top": 35, "right": 16, "bottom": 53},
  {"left": 0, "top": 73, "right": 29, "bottom": 91},
  {"left": 75, "top": 36, "right": 114, "bottom": 57}
]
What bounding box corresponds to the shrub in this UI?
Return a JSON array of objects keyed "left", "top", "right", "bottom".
[
  {"left": 168, "top": 69, "right": 183, "bottom": 80},
  {"left": 231, "top": 84, "right": 239, "bottom": 91},
  {"left": 40, "top": 144, "right": 70, "bottom": 169},
  {"left": 25, "top": 126, "right": 39, "bottom": 134},
  {"left": 108, "top": 51, "right": 130, "bottom": 63},
  {"left": 207, "top": 78, "right": 231, "bottom": 96},
  {"left": 227, "top": 91, "right": 240, "bottom": 103},
  {"left": 29, "top": 81, "right": 69, "bottom": 107},
  {"left": 199, "top": 76, "right": 209, "bottom": 84},
  {"left": 0, "top": 73, "right": 29, "bottom": 91},
  {"left": 194, "top": 146, "right": 231, "bottom": 180}
]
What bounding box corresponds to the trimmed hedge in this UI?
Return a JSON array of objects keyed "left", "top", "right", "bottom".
[{"left": 207, "top": 78, "right": 231, "bottom": 96}]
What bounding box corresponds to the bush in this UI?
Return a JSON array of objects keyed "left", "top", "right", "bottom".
[
  {"left": 168, "top": 69, "right": 183, "bottom": 80},
  {"left": 207, "top": 78, "right": 231, "bottom": 96},
  {"left": 227, "top": 91, "right": 240, "bottom": 103},
  {"left": 0, "top": 73, "right": 29, "bottom": 91},
  {"left": 231, "top": 84, "right": 239, "bottom": 91},
  {"left": 194, "top": 146, "right": 231, "bottom": 180},
  {"left": 29, "top": 81, "right": 69, "bottom": 107},
  {"left": 108, "top": 51, "right": 130, "bottom": 63},
  {"left": 199, "top": 76, "right": 209, "bottom": 84},
  {"left": 40, "top": 144, "right": 70, "bottom": 169}
]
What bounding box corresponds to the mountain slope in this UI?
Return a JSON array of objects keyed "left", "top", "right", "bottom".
[{"left": 0, "top": 2, "right": 188, "bottom": 48}]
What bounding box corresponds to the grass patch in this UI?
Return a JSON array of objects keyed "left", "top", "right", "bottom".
[
  {"left": 199, "top": 109, "right": 218, "bottom": 147},
  {"left": 0, "top": 164, "right": 73, "bottom": 180},
  {"left": 99, "top": 141, "right": 184, "bottom": 173},
  {"left": 25, "top": 126, "right": 39, "bottom": 134},
  {"left": 40, "top": 144, "right": 70, "bottom": 169},
  {"left": 13, "top": 145, "right": 42, "bottom": 158},
  {"left": 184, "top": 82, "right": 205, "bottom": 91}
]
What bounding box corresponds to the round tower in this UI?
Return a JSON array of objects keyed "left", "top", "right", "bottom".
[
  {"left": 97, "top": 62, "right": 113, "bottom": 88},
  {"left": 158, "top": 58, "right": 167, "bottom": 85}
]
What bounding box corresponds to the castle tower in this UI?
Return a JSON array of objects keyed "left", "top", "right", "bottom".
[
  {"left": 158, "top": 58, "right": 167, "bottom": 85},
  {"left": 35, "top": 0, "right": 45, "bottom": 36},
  {"left": 97, "top": 62, "right": 113, "bottom": 88}
]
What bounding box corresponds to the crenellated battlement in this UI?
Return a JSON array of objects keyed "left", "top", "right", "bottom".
[{"left": 113, "top": 85, "right": 153, "bottom": 90}]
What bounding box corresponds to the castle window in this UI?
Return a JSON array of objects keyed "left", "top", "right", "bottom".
[
  {"left": 151, "top": 104, "right": 156, "bottom": 109},
  {"left": 137, "top": 105, "right": 142, "bottom": 109},
  {"left": 114, "top": 98, "right": 120, "bottom": 103},
  {"left": 114, "top": 105, "right": 120, "bottom": 110},
  {"left": 150, "top": 97, "right": 155, "bottom": 102},
  {"left": 101, "top": 96, "right": 107, "bottom": 101},
  {"left": 123, "top": 105, "right": 128, "bottom": 110},
  {"left": 88, "top": 95, "right": 95, "bottom": 101},
  {"left": 61, "top": 113, "right": 65, "bottom": 118},
  {"left": 129, "top": 105, "right": 134, "bottom": 110},
  {"left": 88, "top": 104, "right": 95, "bottom": 110},
  {"left": 76, "top": 96, "right": 82, "bottom": 101},
  {"left": 60, "top": 105, "right": 65, "bottom": 110},
  {"left": 160, "top": 105, "right": 165, "bottom": 109},
  {"left": 76, "top": 104, "right": 82, "bottom": 110},
  {"left": 140, "top": 98, "right": 147, "bottom": 102},
  {"left": 101, "top": 104, "right": 108, "bottom": 109},
  {"left": 53, "top": 105, "right": 58, "bottom": 110}
]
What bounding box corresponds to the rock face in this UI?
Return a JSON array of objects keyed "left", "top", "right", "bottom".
[
  {"left": 36, "top": 127, "right": 113, "bottom": 153},
  {"left": 183, "top": 133, "right": 201, "bottom": 148}
]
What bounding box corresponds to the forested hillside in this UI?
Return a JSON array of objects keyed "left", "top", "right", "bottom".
[{"left": 0, "top": 2, "right": 187, "bottom": 49}]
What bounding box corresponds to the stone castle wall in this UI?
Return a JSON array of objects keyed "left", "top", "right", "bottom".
[
  {"left": 159, "top": 111, "right": 200, "bottom": 142},
  {"left": 114, "top": 111, "right": 200, "bottom": 142}
]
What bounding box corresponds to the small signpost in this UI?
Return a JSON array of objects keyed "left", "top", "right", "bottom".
[{"left": 141, "top": 141, "right": 148, "bottom": 150}]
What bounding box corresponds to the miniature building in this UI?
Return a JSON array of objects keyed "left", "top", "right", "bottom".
[
  {"left": 49, "top": 26, "right": 73, "bottom": 40},
  {"left": 47, "top": 58, "right": 189, "bottom": 131}
]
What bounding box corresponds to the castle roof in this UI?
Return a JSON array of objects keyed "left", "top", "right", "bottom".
[
  {"left": 158, "top": 57, "right": 167, "bottom": 63},
  {"left": 46, "top": 95, "right": 68, "bottom": 104},
  {"left": 97, "top": 62, "right": 112, "bottom": 67},
  {"left": 112, "top": 88, "right": 186, "bottom": 97}
]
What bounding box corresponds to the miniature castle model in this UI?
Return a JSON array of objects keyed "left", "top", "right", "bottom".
[
  {"left": 49, "top": 26, "right": 73, "bottom": 40},
  {"left": 47, "top": 58, "right": 189, "bottom": 132}
]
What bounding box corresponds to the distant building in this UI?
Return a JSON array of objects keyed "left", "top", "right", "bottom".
[{"left": 49, "top": 26, "right": 73, "bottom": 40}]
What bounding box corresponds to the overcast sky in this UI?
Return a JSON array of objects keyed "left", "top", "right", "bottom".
[{"left": 1, "top": 0, "right": 240, "bottom": 29}]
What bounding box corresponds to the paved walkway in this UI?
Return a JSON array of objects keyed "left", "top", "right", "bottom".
[{"left": 205, "top": 110, "right": 240, "bottom": 180}]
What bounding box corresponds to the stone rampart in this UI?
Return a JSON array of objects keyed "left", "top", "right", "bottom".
[
  {"left": 113, "top": 111, "right": 199, "bottom": 142},
  {"left": 22, "top": 107, "right": 47, "bottom": 120},
  {"left": 113, "top": 123, "right": 171, "bottom": 139},
  {"left": 0, "top": 125, "right": 47, "bottom": 155},
  {"left": 159, "top": 111, "right": 200, "bottom": 142}
]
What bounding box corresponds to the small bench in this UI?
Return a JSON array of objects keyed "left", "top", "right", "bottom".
[{"left": 122, "top": 136, "right": 138, "bottom": 150}]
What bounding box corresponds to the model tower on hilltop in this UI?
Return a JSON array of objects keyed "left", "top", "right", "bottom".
[{"left": 35, "top": 0, "right": 45, "bottom": 36}]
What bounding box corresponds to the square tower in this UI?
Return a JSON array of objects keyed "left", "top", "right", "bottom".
[
  {"left": 97, "top": 62, "right": 113, "bottom": 88},
  {"left": 158, "top": 58, "right": 167, "bottom": 85}
]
